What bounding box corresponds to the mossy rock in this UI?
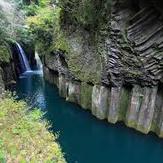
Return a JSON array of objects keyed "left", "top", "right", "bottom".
[
  {"left": 80, "top": 82, "right": 93, "bottom": 110},
  {"left": 118, "top": 88, "right": 131, "bottom": 121},
  {"left": 54, "top": 29, "right": 101, "bottom": 84},
  {"left": 136, "top": 124, "right": 150, "bottom": 134},
  {"left": 150, "top": 121, "right": 160, "bottom": 135},
  {"left": 126, "top": 120, "right": 137, "bottom": 129}
]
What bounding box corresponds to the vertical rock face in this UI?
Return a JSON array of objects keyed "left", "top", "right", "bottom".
[
  {"left": 58, "top": 75, "right": 67, "bottom": 98},
  {"left": 126, "top": 85, "right": 158, "bottom": 134},
  {"left": 92, "top": 85, "right": 109, "bottom": 120},
  {"left": 43, "top": 66, "right": 163, "bottom": 137},
  {"left": 42, "top": 0, "right": 163, "bottom": 138},
  {"left": 80, "top": 82, "right": 92, "bottom": 110},
  {"left": 66, "top": 81, "right": 81, "bottom": 104},
  {"left": 126, "top": 85, "right": 143, "bottom": 128},
  {"left": 152, "top": 84, "right": 163, "bottom": 136},
  {"left": 137, "top": 87, "right": 157, "bottom": 133},
  {"left": 108, "top": 87, "right": 121, "bottom": 123},
  {"left": 118, "top": 87, "right": 131, "bottom": 121}
]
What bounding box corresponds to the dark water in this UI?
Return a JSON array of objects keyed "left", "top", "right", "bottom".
[{"left": 15, "top": 72, "right": 163, "bottom": 163}]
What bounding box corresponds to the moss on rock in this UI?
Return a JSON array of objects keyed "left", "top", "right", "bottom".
[
  {"left": 80, "top": 82, "right": 93, "bottom": 109},
  {"left": 118, "top": 88, "right": 131, "bottom": 121}
]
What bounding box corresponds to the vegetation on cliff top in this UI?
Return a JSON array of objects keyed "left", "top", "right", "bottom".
[
  {"left": 26, "top": 0, "right": 104, "bottom": 83},
  {"left": 0, "top": 0, "right": 32, "bottom": 63},
  {"left": 0, "top": 95, "right": 66, "bottom": 162},
  {"left": 26, "top": 0, "right": 112, "bottom": 56},
  {"left": 27, "top": 0, "right": 61, "bottom": 56},
  {"left": 59, "top": 0, "right": 111, "bottom": 29}
]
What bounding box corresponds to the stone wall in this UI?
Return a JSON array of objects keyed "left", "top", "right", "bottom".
[{"left": 44, "top": 65, "right": 163, "bottom": 137}]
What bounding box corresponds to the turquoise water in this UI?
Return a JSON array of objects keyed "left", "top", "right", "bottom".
[{"left": 15, "top": 72, "right": 163, "bottom": 163}]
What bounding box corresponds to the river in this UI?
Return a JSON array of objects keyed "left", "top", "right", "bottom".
[{"left": 15, "top": 71, "right": 163, "bottom": 163}]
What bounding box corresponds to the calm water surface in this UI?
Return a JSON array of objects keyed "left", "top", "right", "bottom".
[{"left": 15, "top": 72, "right": 163, "bottom": 163}]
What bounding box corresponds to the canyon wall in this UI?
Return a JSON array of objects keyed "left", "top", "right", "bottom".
[
  {"left": 42, "top": 0, "right": 163, "bottom": 137},
  {"left": 0, "top": 43, "right": 17, "bottom": 93}
]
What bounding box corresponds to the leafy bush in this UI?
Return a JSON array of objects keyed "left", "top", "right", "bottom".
[
  {"left": 0, "top": 0, "right": 32, "bottom": 62},
  {"left": 0, "top": 97, "right": 66, "bottom": 162},
  {"left": 0, "top": 41, "right": 11, "bottom": 63},
  {"left": 27, "top": 2, "right": 61, "bottom": 55},
  {"left": 59, "top": 0, "right": 112, "bottom": 29},
  {"left": 24, "top": 4, "right": 39, "bottom": 16}
]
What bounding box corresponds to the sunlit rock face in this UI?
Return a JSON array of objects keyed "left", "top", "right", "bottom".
[{"left": 43, "top": 0, "right": 163, "bottom": 137}]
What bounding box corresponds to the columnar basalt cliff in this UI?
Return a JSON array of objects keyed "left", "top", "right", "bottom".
[{"left": 41, "top": 0, "right": 163, "bottom": 137}]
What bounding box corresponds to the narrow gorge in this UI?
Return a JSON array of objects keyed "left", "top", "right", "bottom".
[
  {"left": 1, "top": 0, "right": 163, "bottom": 162},
  {"left": 40, "top": 0, "right": 163, "bottom": 137}
]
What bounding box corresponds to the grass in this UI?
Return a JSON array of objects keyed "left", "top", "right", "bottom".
[{"left": 0, "top": 96, "right": 66, "bottom": 163}]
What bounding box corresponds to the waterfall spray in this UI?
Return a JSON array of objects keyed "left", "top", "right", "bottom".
[
  {"left": 35, "top": 51, "right": 43, "bottom": 71},
  {"left": 16, "top": 42, "right": 31, "bottom": 72}
]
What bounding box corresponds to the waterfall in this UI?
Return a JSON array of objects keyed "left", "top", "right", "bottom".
[
  {"left": 16, "top": 42, "right": 31, "bottom": 72},
  {"left": 35, "top": 51, "right": 43, "bottom": 71}
]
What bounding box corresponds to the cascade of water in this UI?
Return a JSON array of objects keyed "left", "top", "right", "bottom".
[
  {"left": 35, "top": 51, "right": 43, "bottom": 71},
  {"left": 16, "top": 42, "right": 31, "bottom": 72}
]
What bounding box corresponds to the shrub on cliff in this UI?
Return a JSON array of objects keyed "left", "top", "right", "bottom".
[
  {"left": 0, "top": 96, "right": 66, "bottom": 162},
  {"left": 59, "top": 0, "right": 112, "bottom": 29},
  {"left": 0, "top": 0, "right": 33, "bottom": 62},
  {"left": 27, "top": 0, "right": 61, "bottom": 56},
  {"left": 0, "top": 41, "right": 11, "bottom": 63}
]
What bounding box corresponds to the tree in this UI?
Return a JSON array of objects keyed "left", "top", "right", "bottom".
[{"left": 0, "top": 0, "right": 25, "bottom": 41}]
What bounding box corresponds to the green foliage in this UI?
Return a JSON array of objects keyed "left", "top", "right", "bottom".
[
  {"left": 24, "top": 4, "right": 39, "bottom": 16},
  {"left": 0, "top": 0, "right": 24, "bottom": 40},
  {"left": 26, "top": 0, "right": 112, "bottom": 56},
  {"left": 27, "top": 2, "right": 61, "bottom": 55},
  {"left": 59, "top": 0, "right": 112, "bottom": 29},
  {"left": 39, "top": 0, "right": 51, "bottom": 7},
  {"left": 0, "top": 41, "right": 11, "bottom": 63},
  {"left": 54, "top": 30, "right": 71, "bottom": 53},
  {"left": 0, "top": 10, "right": 10, "bottom": 43},
  {"left": 0, "top": 97, "right": 66, "bottom": 162},
  {"left": 0, "top": 0, "right": 33, "bottom": 62}
]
